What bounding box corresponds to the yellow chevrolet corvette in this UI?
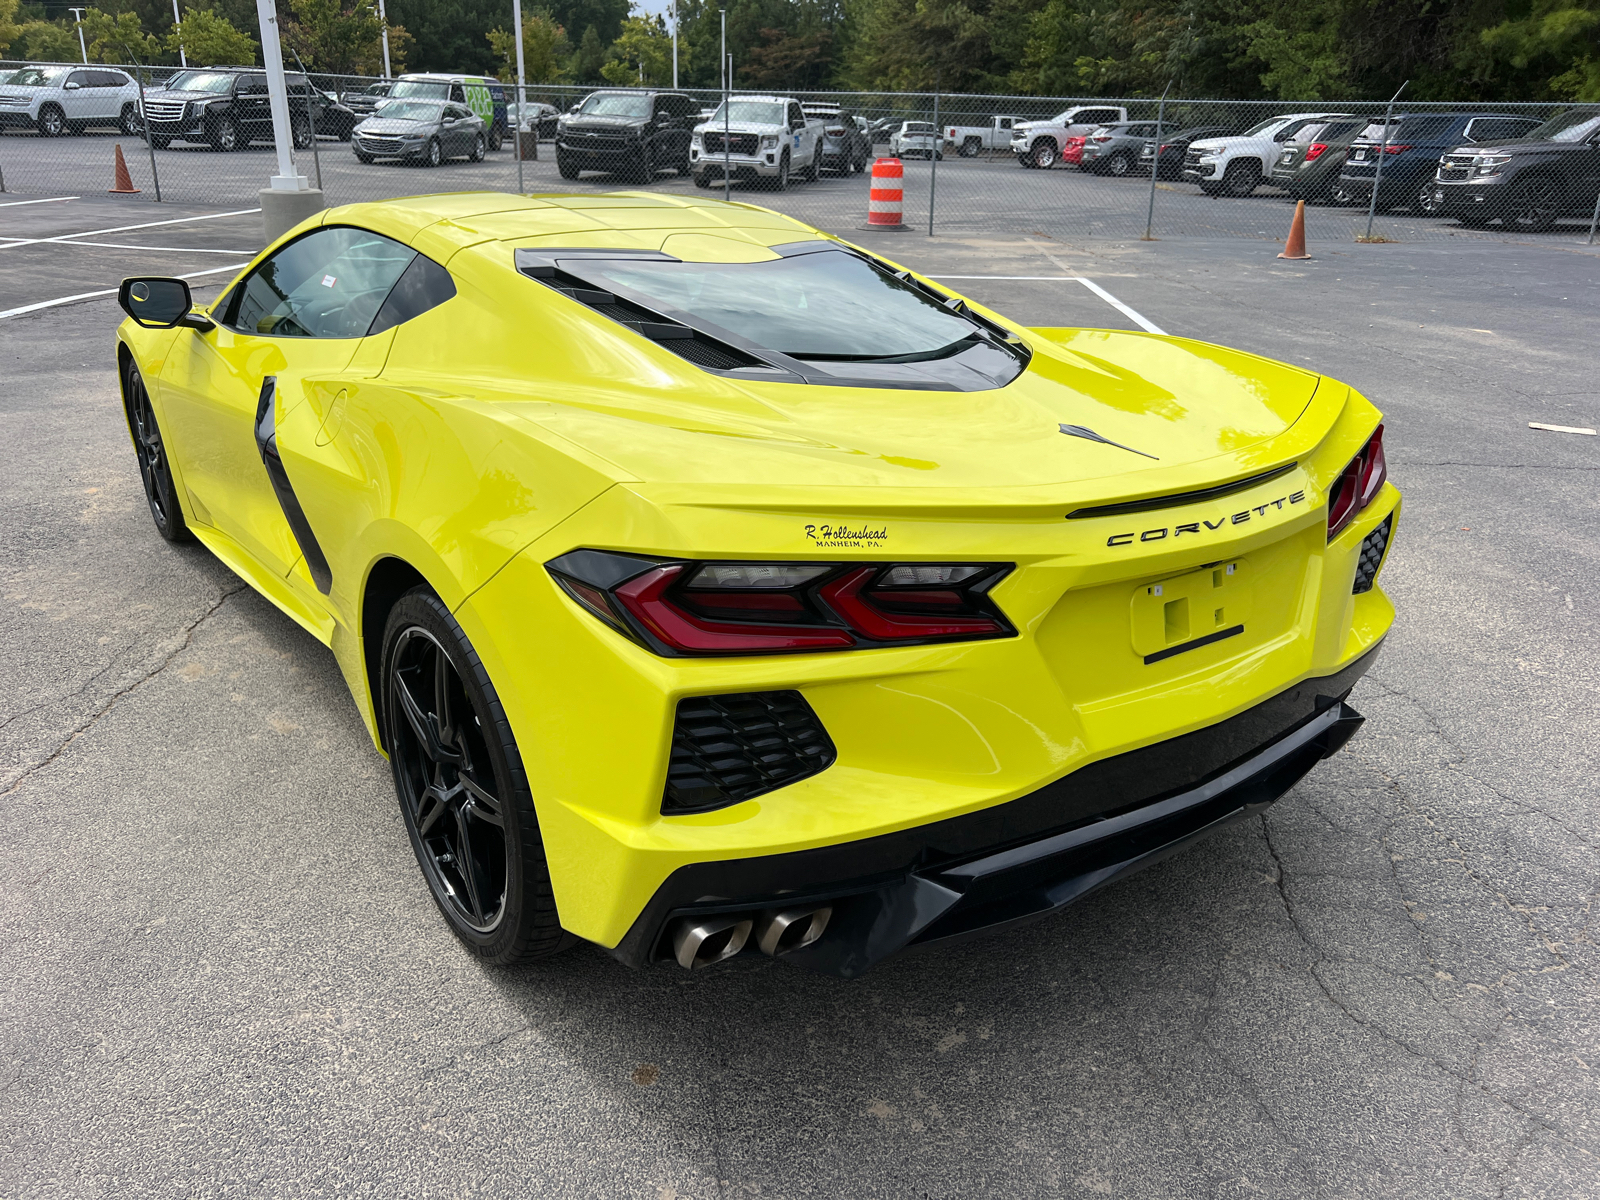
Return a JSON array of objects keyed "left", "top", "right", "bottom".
[{"left": 114, "top": 191, "right": 1398, "bottom": 977}]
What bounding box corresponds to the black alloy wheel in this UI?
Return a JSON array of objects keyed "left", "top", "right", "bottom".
[
  {"left": 123, "top": 361, "right": 191, "bottom": 543},
  {"left": 1506, "top": 175, "right": 1560, "bottom": 232},
  {"left": 1106, "top": 151, "right": 1133, "bottom": 177},
  {"left": 210, "top": 116, "right": 239, "bottom": 152},
  {"left": 1223, "top": 160, "right": 1260, "bottom": 197},
  {"left": 291, "top": 114, "right": 312, "bottom": 150},
  {"left": 382, "top": 589, "right": 569, "bottom": 965},
  {"left": 1415, "top": 182, "right": 1445, "bottom": 216},
  {"left": 37, "top": 104, "right": 66, "bottom": 137}
]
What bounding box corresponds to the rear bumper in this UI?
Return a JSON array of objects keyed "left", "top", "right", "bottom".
[{"left": 612, "top": 643, "right": 1380, "bottom": 977}]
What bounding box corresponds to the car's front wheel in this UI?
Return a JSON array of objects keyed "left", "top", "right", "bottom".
[
  {"left": 772, "top": 149, "right": 790, "bottom": 191},
  {"left": 382, "top": 589, "right": 569, "bottom": 966},
  {"left": 1222, "top": 159, "right": 1260, "bottom": 197},
  {"left": 423, "top": 136, "right": 442, "bottom": 167},
  {"left": 209, "top": 115, "right": 240, "bottom": 152},
  {"left": 469, "top": 132, "right": 486, "bottom": 162},
  {"left": 1029, "top": 139, "right": 1058, "bottom": 169},
  {"left": 120, "top": 103, "right": 141, "bottom": 136},
  {"left": 122, "top": 360, "right": 192, "bottom": 543},
  {"left": 37, "top": 104, "right": 66, "bottom": 137},
  {"left": 1505, "top": 175, "right": 1561, "bottom": 232},
  {"left": 556, "top": 149, "right": 580, "bottom": 180}
]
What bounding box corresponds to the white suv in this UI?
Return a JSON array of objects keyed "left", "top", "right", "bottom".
[
  {"left": 0, "top": 64, "right": 142, "bottom": 137},
  {"left": 1182, "top": 112, "right": 1352, "bottom": 197}
]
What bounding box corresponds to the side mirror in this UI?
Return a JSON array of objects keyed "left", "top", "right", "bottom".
[
  {"left": 64, "top": 81, "right": 81, "bottom": 90},
  {"left": 118, "top": 277, "right": 213, "bottom": 331}
]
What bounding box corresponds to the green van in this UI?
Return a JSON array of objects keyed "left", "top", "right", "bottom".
[{"left": 387, "top": 73, "right": 509, "bottom": 150}]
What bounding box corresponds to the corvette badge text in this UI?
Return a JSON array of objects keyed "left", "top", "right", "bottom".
[
  {"left": 1104, "top": 490, "right": 1307, "bottom": 546},
  {"left": 805, "top": 522, "right": 889, "bottom": 548}
]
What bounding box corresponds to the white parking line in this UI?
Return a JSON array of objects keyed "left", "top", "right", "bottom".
[
  {"left": 0, "top": 262, "right": 248, "bottom": 321},
  {"left": 929, "top": 273, "right": 1167, "bottom": 335},
  {"left": 0, "top": 207, "right": 261, "bottom": 250},
  {"left": 41, "top": 239, "right": 260, "bottom": 255},
  {"left": 0, "top": 195, "right": 80, "bottom": 208}
]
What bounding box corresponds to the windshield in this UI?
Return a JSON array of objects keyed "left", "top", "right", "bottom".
[
  {"left": 580, "top": 250, "right": 982, "bottom": 360},
  {"left": 7, "top": 67, "right": 67, "bottom": 86},
  {"left": 373, "top": 100, "right": 444, "bottom": 121},
  {"left": 390, "top": 80, "right": 449, "bottom": 100},
  {"left": 1531, "top": 109, "right": 1600, "bottom": 142},
  {"left": 706, "top": 100, "right": 786, "bottom": 125},
  {"left": 165, "top": 71, "right": 237, "bottom": 94},
  {"left": 903, "top": 122, "right": 934, "bottom": 133},
  {"left": 1242, "top": 118, "right": 1286, "bottom": 137},
  {"left": 578, "top": 92, "right": 651, "bottom": 117}
]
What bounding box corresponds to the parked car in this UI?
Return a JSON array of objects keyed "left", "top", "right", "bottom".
[
  {"left": 1137, "top": 124, "right": 1232, "bottom": 180},
  {"left": 867, "top": 115, "right": 901, "bottom": 144},
  {"left": 1183, "top": 112, "right": 1353, "bottom": 196},
  {"left": 340, "top": 80, "right": 392, "bottom": 118},
  {"left": 1080, "top": 121, "right": 1160, "bottom": 176},
  {"left": 804, "top": 102, "right": 871, "bottom": 174},
  {"left": 352, "top": 99, "right": 486, "bottom": 166},
  {"left": 138, "top": 67, "right": 333, "bottom": 150},
  {"left": 1339, "top": 111, "right": 1544, "bottom": 214},
  {"left": 693, "top": 96, "right": 824, "bottom": 188},
  {"left": 1011, "top": 105, "right": 1128, "bottom": 168},
  {"left": 1430, "top": 106, "right": 1600, "bottom": 231},
  {"left": 1060, "top": 134, "right": 1088, "bottom": 167},
  {"left": 0, "top": 65, "right": 142, "bottom": 137},
  {"left": 943, "top": 115, "right": 1020, "bottom": 157},
  {"left": 517, "top": 101, "right": 561, "bottom": 139},
  {"left": 388, "top": 73, "right": 507, "bottom": 150},
  {"left": 559, "top": 89, "right": 698, "bottom": 182},
  {"left": 890, "top": 120, "right": 942, "bottom": 159},
  {"left": 307, "top": 89, "right": 357, "bottom": 140},
  {"left": 1269, "top": 118, "right": 1366, "bottom": 202}
]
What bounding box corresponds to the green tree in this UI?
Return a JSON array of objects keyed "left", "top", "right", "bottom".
[
  {"left": 0, "top": 0, "right": 20, "bottom": 55},
  {"left": 573, "top": 23, "right": 607, "bottom": 82},
  {"left": 168, "top": 6, "right": 258, "bottom": 66},
  {"left": 81, "top": 7, "right": 161, "bottom": 63},
  {"left": 17, "top": 20, "right": 82, "bottom": 61},
  {"left": 488, "top": 9, "right": 572, "bottom": 83},
  {"left": 284, "top": 0, "right": 383, "bottom": 74},
  {"left": 385, "top": 0, "right": 510, "bottom": 73},
  {"left": 1479, "top": 1, "right": 1600, "bottom": 99},
  {"left": 600, "top": 13, "right": 672, "bottom": 85}
]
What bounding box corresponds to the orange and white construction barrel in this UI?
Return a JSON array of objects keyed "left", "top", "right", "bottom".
[{"left": 866, "top": 158, "right": 908, "bottom": 229}]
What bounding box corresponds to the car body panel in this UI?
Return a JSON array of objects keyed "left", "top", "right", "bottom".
[{"left": 116, "top": 191, "right": 1398, "bottom": 958}]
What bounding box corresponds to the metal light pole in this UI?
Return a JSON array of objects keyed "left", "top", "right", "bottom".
[
  {"left": 254, "top": 0, "right": 321, "bottom": 241},
  {"left": 1143, "top": 80, "right": 1171, "bottom": 240},
  {"left": 171, "top": 0, "right": 187, "bottom": 67},
  {"left": 927, "top": 70, "right": 938, "bottom": 236},
  {"left": 1364, "top": 80, "right": 1408, "bottom": 242},
  {"left": 512, "top": 0, "right": 526, "bottom": 194},
  {"left": 721, "top": 9, "right": 729, "bottom": 203},
  {"left": 68, "top": 8, "right": 88, "bottom": 64},
  {"left": 671, "top": 0, "right": 678, "bottom": 89},
  {"left": 377, "top": 0, "right": 391, "bottom": 78}
]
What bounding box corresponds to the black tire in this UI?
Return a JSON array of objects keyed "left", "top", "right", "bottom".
[
  {"left": 557, "top": 151, "right": 580, "bottom": 180},
  {"left": 802, "top": 150, "right": 818, "bottom": 182},
  {"left": 37, "top": 104, "right": 65, "bottom": 137},
  {"left": 1105, "top": 151, "right": 1133, "bottom": 177},
  {"left": 692, "top": 171, "right": 711, "bottom": 188},
  {"left": 1414, "top": 182, "right": 1444, "bottom": 216},
  {"left": 1222, "top": 159, "right": 1260, "bottom": 197},
  {"left": 1505, "top": 175, "right": 1560, "bottom": 232},
  {"left": 291, "top": 114, "right": 312, "bottom": 150},
  {"left": 959, "top": 137, "right": 981, "bottom": 158},
  {"left": 852, "top": 153, "right": 865, "bottom": 174},
  {"left": 487, "top": 125, "right": 503, "bottom": 152},
  {"left": 423, "top": 137, "right": 442, "bottom": 167},
  {"left": 627, "top": 143, "right": 656, "bottom": 185},
  {"left": 676, "top": 153, "right": 690, "bottom": 176},
  {"left": 470, "top": 132, "right": 486, "bottom": 162},
  {"left": 122, "top": 360, "right": 192, "bottom": 544},
  {"left": 120, "top": 103, "right": 141, "bottom": 136},
  {"left": 209, "top": 115, "right": 240, "bottom": 153},
  {"left": 771, "top": 149, "right": 790, "bottom": 191},
  {"left": 381, "top": 589, "right": 570, "bottom": 966},
  {"left": 1029, "top": 139, "right": 1058, "bottom": 169}
]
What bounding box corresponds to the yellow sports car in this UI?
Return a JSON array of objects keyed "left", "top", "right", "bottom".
[{"left": 114, "top": 192, "right": 1398, "bottom": 978}]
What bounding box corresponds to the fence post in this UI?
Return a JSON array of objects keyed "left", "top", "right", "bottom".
[
  {"left": 1587, "top": 189, "right": 1600, "bottom": 245},
  {"left": 1142, "top": 81, "right": 1170, "bottom": 240},
  {"left": 1364, "top": 80, "right": 1407, "bottom": 241},
  {"left": 928, "top": 75, "right": 939, "bottom": 236},
  {"left": 512, "top": 0, "right": 525, "bottom": 195},
  {"left": 290, "top": 50, "right": 322, "bottom": 193},
  {"left": 135, "top": 61, "right": 162, "bottom": 202}
]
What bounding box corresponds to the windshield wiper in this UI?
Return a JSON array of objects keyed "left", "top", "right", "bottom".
[{"left": 786, "top": 333, "right": 987, "bottom": 364}]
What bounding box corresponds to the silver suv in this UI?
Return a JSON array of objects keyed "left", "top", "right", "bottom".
[{"left": 0, "top": 65, "right": 142, "bottom": 137}]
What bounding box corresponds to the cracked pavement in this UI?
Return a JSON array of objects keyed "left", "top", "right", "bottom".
[{"left": 2, "top": 223, "right": 1597, "bottom": 1198}]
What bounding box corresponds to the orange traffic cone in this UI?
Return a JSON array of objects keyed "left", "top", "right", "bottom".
[
  {"left": 110, "top": 144, "right": 140, "bottom": 195},
  {"left": 1277, "top": 199, "right": 1310, "bottom": 259}
]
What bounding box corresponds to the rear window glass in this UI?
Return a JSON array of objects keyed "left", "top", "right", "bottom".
[
  {"left": 1393, "top": 116, "right": 1453, "bottom": 141},
  {"left": 578, "top": 250, "right": 980, "bottom": 360}
]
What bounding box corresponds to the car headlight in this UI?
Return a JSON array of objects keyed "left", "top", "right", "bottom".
[
  {"left": 759, "top": 134, "right": 779, "bottom": 149},
  {"left": 691, "top": 135, "right": 702, "bottom": 148},
  {"left": 1475, "top": 154, "right": 1511, "bottom": 176}
]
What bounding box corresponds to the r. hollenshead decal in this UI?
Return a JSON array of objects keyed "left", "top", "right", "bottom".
[
  {"left": 1103, "top": 490, "right": 1307, "bottom": 546},
  {"left": 804, "top": 522, "right": 888, "bottom": 548}
]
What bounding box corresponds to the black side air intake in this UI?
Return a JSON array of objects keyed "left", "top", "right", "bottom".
[
  {"left": 1353, "top": 515, "right": 1392, "bottom": 594},
  {"left": 663, "top": 691, "right": 836, "bottom": 814}
]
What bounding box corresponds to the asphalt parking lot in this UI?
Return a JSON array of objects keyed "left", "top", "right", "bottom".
[
  {"left": 2, "top": 195, "right": 1599, "bottom": 1198},
  {"left": 11, "top": 125, "right": 1600, "bottom": 246}
]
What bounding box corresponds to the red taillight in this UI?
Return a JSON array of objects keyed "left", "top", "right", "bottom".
[
  {"left": 1158, "top": 143, "right": 1171, "bottom": 152},
  {"left": 1304, "top": 142, "right": 1328, "bottom": 161},
  {"left": 1091, "top": 134, "right": 1112, "bottom": 142},
  {"left": 827, "top": 126, "right": 845, "bottom": 136},
  {"left": 1381, "top": 143, "right": 1412, "bottom": 154},
  {"left": 547, "top": 552, "right": 1013, "bottom": 656},
  {"left": 1327, "top": 425, "right": 1388, "bottom": 541}
]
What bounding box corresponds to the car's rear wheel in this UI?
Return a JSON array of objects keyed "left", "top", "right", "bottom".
[
  {"left": 122, "top": 361, "right": 191, "bottom": 543},
  {"left": 960, "top": 137, "right": 981, "bottom": 157},
  {"left": 382, "top": 589, "right": 569, "bottom": 966},
  {"left": 37, "top": 104, "right": 65, "bottom": 137},
  {"left": 1505, "top": 175, "right": 1560, "bottom": 232}
]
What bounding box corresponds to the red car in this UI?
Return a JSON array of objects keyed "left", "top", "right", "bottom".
[{"left": 1062, "top": 135, "right": 1087, "bottom": 166}]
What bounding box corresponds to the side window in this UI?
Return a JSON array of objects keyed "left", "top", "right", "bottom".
[
  {"left": 227, "top": 226, "right": 423, "bottom": 339},
  {"left": 368, "top": 255, "right": 456, "bottom": 335},
  {"left": 240, "top": 75, "right": 267, "bottom": 95},
  {"left": 66, "top": 70, "right": 92, "bottom": 88},
  {"left": 789, "top": 103, "right": 804, "bottom": 129},
  {"left": 449, "top": 83, "right": 466, "bottom": 103}
]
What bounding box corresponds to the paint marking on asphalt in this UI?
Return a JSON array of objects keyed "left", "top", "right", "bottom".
[
  {"left": 0, "top": 195, "right": 80, "bottom": 208},
  {"left": 929, "top": 273, "right": 1168, "bottom": 335},
  {"left": 41, "top": 239, "right": 261, "bottom": 255},
  {"left": 0, "top": 262, "right": 248, "bottom": 321},
  {"left": 1529, "top": 422, "right": 1597, "bottom": 436},
  {"left": 0, "top": 207, "right": 262, "bottom": 250}
]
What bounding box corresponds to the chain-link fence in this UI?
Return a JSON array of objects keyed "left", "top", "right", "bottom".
[{"left": 4, "top": 60, "right": 1596, "bottom": 245}]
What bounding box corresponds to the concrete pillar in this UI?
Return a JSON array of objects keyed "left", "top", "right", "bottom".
[{"left": 259, "top": 187, "right": 325, "bottom": 244}]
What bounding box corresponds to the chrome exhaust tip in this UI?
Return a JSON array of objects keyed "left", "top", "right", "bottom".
[
  {"left": 670, "top": 915, "right": 753, "bottom": 969},
  {"left": 753, "top": 906, "right": 832, "bottom": 957}
]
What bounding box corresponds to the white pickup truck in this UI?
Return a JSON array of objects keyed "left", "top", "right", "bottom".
[
  {"left": 943, "top": 115, "right": 1021, "bottom": 157},
  {"left": 1010, "top": 104, "right": 1128, "bottom": 168},
  {"left": 691, "top": 95, "right": 824, "bottom": 190},
  {"left": 1182, "top": 111, "right": 1352, "bottom": 196}
]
